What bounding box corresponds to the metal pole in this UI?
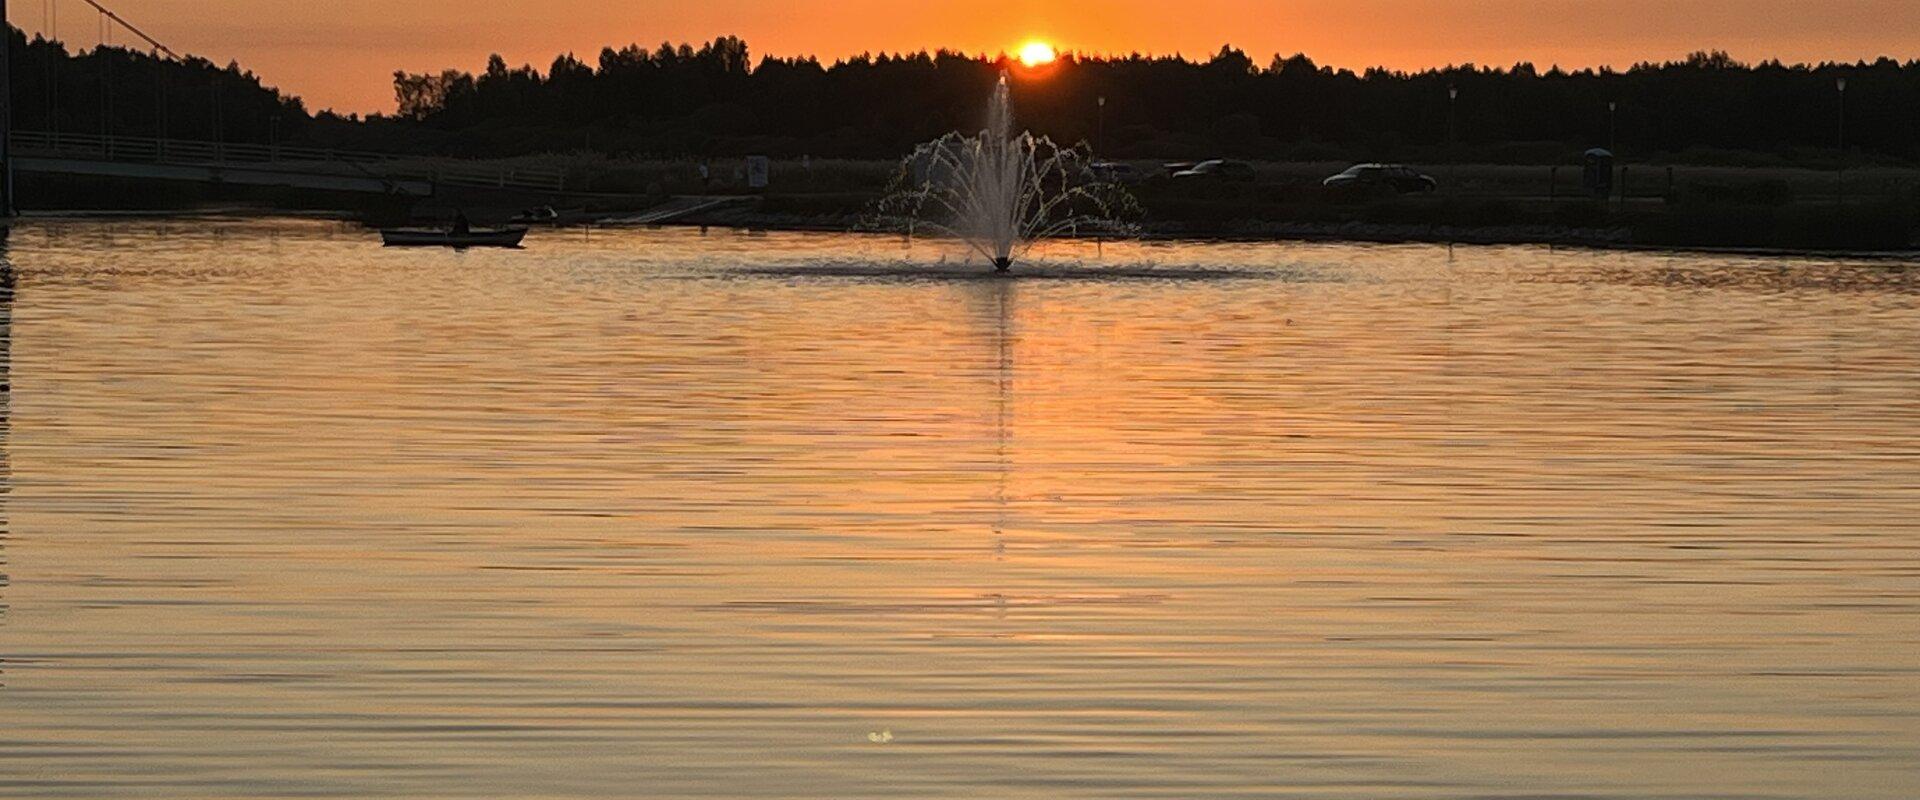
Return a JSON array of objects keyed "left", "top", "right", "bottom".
[
  {"left": 1836, "top": 77, "right": 1847, "bottom": 207},
  {"left": 1096, "top": 95, "right": 1105, "bottom": 152},
  {"left": 155, "top": 49, "right": 166, "bottom": 140},
  {"left": 100, "top": 11, "right": 112, "bottom": 148},
  {"left": 72, "top": 0, "right": 175, "bottom": 59},
  {"left": 1, "top": 0, "right": 16, "bottom": 217},
  {"left": 1447, "top": 84, "right": 1458, "bottom": 196},
  {"left": 1608, "top": 101, "right": 1617, "bottom": 154},
  {"left": 44, "top": 0, "right": 56, "bottom": 138},
  {"left": 210, "top": 77, "right": 220, "bottom": 153}
]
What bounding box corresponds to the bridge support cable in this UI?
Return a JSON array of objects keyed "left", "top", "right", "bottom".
[
  {"left": 98, "top": 8, "right": 110, "bottom": 144},
  {"left": 24, "top": 0, "right": 194, "bottom": 178},
  {"left": 2, "top": 0, "right": 14, "bottom": 216},
  {"left": 71, "top": 0, "right": 178, "bottom": 60},
  {"left": 3, "top": 0, "right": 205, "bottom": 214}
]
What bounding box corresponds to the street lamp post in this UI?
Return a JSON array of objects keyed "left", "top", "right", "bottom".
[
  {"left": 1097, "top": 95, "right": 1107, "bottom": 153},
  {"left": 1836, "top": 76, "right": 1848, "bottom": 206},
  {"left": 1608, "top": 101, "right": 1618, "bottom": 155},
  {"left": 1447, "top": 84, "right": 1458, "bottom": 144},
  {"left": 1447, "top": 84, "right": 1459, "bottom": 195}
]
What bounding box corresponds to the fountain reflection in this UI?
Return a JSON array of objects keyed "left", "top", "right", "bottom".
[
  {"left": 963, "top": 278, "right": 1016, "bottom": 621},
  {"left": 982, "top": 279, "right": 1013, "bottom": 560}
]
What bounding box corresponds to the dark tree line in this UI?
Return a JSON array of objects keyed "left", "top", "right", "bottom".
[
  {"left": 10, "top": 26, "right": 1920, "bottom": 166},
  {"left": 376, "top": 40, "right": 1920, "bottom": 164},
  {"left": 6, "top": 28, "right": 307, "bottom": 144}
]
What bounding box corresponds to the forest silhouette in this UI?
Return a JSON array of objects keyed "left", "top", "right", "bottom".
[{"left": 11, "top": 29, "right": 1920, "bottom": 165}]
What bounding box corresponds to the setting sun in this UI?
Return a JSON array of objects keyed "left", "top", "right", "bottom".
[{"left": 1017, "top": 41, "right": 1058, "bottom": 68}]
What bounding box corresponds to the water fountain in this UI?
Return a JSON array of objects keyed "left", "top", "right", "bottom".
[{"left": 879, "top": 75, "right": 1136, "bottom": 273}]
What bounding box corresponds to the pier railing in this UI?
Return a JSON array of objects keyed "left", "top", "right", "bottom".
[{"left": 11, "top": 131, "right": 568, "bottom": 193}]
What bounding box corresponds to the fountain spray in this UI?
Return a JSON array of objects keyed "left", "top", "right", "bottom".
[{"left": 880, "top": 74, "right": 1135, "bottom": 273}]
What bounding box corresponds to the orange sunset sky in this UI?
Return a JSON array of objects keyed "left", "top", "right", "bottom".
[{"left": 18, "top": 0, "right": 1920, "bottom": 112}]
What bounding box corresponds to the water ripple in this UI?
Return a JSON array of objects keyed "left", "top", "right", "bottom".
[{"left": 0, "top": 219, "right": 1916, "bottom": 798}]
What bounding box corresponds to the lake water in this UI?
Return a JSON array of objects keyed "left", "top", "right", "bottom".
[{"left": 2, "top": 219, "right": 1917, "bottom": 799}]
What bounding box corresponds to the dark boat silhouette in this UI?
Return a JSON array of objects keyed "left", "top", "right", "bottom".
[{"left": 380, "top": 227, "right": 529, "bottom": 248}]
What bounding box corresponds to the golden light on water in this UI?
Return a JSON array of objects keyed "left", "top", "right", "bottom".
[{"left": 8, "top": 221, "right": 1920, "bottom": 797}]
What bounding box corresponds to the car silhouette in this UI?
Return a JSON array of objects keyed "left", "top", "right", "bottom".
[
  {"left": 1170, "top": 159, "right": 1256, "bottom": 182},
  {"left": 1322, "top": 164, "right": 1438, "bottom": 194},
  {"left": 1090, "top": 161, "right": 1144, "bottom": 184}
]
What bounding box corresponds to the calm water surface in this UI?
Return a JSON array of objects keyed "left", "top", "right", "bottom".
[{"left": 2, "top": 219, "right": 1918, "bottom": 798}]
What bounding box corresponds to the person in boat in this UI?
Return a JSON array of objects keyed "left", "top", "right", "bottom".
[{"left": 451, "top": 210, "right": 472, "bottom": 236}]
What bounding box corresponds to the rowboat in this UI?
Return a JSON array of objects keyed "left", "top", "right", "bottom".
[{"left": 380, "top": 227, "right": 529, "bottom": 248}]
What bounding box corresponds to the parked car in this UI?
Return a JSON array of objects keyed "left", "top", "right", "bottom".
[
  {"left": 1170, "top": 160, "right": 1256, "bottom": 182},
  {"left": 1090, "top": 161, "right": 1144, "bottom": 184},
  {"left": 1322, "top": 164, "right": 1438, "bottom": 195},
  {"left": 510, "top": 205, "right": 562, "bottom": 224}
]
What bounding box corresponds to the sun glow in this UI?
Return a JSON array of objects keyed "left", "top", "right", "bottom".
[{"left": 1017, "top": 41, "right": 1058, "bottom": 68}]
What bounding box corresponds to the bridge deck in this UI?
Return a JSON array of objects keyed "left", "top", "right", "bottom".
[{"left": 10, "top": 132, "right": 568, "bottom": 195}]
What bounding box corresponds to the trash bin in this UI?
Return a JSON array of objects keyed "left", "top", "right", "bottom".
[{"left": 1582, "top": 148, "right": 1615, "bottom": 199}]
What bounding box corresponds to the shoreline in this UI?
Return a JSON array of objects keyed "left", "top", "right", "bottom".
[
  {"left": 12, "top": 206, "right": 1920, "bottom": 263},
  {"left": 658, "top": 207, "right": 1920, "bottom": 262}
]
